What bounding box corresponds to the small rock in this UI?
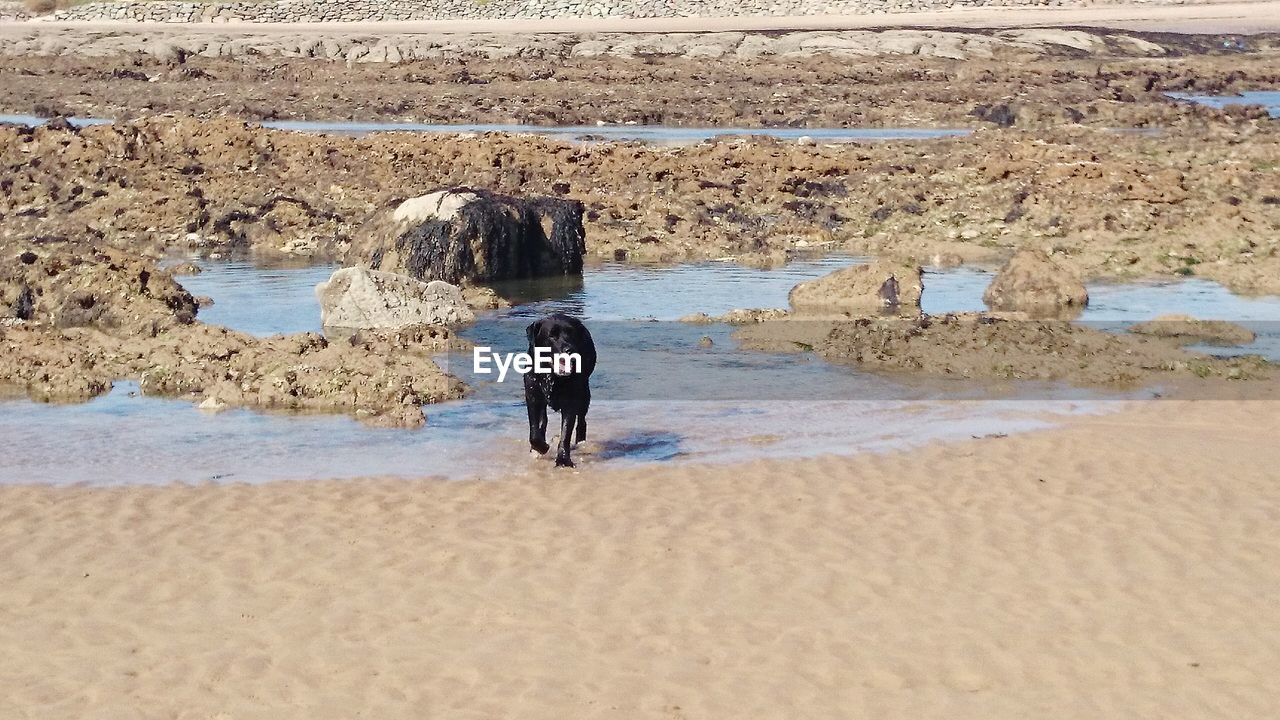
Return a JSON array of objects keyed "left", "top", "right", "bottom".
[
  {"left": 789, "top": 261, "right": 923, "bottom": 315},
  {"left": 982, "top": 249, "right": 1088, "bottom": 317},
  {"left": 198, "top": 396, "right": 227, "bottom": 412},
  {"left": 1129, "top": 315, "right": 1256, "bottom": 346}
]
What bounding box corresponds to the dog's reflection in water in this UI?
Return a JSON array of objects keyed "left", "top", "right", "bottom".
[{"left": 594, "top": 431, "right": 685, "bottom": 462}]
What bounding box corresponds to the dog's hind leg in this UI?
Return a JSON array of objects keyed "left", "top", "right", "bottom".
[{"left": 575, "top": 386, "right": 590, "bottom": 445}]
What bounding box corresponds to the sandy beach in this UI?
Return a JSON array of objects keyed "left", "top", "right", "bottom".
[{"left": 3, "top": 394, "right": 1278, "bottom": 719}]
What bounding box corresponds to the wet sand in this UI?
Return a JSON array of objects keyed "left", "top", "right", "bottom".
[{"left": 3, "top": 393, "right": 1278, "bottom": 718}]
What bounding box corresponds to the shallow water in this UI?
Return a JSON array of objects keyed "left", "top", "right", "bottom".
[
  {"left": 0, "top": 115, "right": 969, "bottom": 144},
  {"left": 1, "top": 256, "right": 1121, "bottom": 485},
  {"left": 8, "top": 256, "right": 1278, "bottom": 485},
  {"left": 922, "top": 266, "right": 1280, "bottom": 360},
  {"left": 1165, "top": 91, "right": 1280, "bottom": 118}
]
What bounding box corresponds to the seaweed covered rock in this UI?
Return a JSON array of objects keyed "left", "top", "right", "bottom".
[
  {"left": 315, "top": 266, "right": 474, "bottom": 330},
  {"left": 983, "top": 249, "right": 1089, "bottom": 316},
  {"left": 349, "top": 188, "right": 586, "bottom": 285},
  {"left": 0, "top": 243, "right": 197, "bottom": 333},
  {"left": 788, "top": 260, "right": 923, "bottom": 315}
]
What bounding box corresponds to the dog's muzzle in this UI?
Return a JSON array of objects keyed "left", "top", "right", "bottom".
[{"left": 553, "top": 355, "right": 574, "bottom": 376}]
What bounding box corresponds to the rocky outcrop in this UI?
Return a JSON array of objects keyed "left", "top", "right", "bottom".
[
  {"left": 0, "top": 320, "right": 465, "bottom": 426},
  {"left": 0, "top": 241, "right": 465, "bottom": 426},
  {"left": 349, "top": 188, "right": 586, "bottom": 285},
  {"left": 1, "top": 243, "right": 197, "bottom": 333},
  {"left": 733, "top": 313, "right": 1271, "bottom": 386},
  {"left": 982, "top": 249, "right": 1089, "bottom": 316},
  {"left": 4, "top": 117, "right": 1279, "bottom": 294},
  {"left": 1129, "top": 315, "right": 1257, "bottom": 346},
  {"left": 208, "top": 194, "right": 347, "bottom": 257},
  {"left": 788, "top": 261, "right": 923, "bottom": 316},
  {"left": 315, "top": 266, "right": 474, "bottom": 330},
  {"left": 0, "top": 1, "right": 30, "bottom": 21}
]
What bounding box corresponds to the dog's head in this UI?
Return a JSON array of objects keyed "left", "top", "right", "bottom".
[{"left": 526, "top": 314, "right": 587, "bottom": 377}]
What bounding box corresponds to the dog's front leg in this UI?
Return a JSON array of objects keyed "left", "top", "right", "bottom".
[
  {"left": 526, "top": 388, "right": 550, "bottom": 455},
  {"left": 555, "top": 407, "right": 579, "bottom": 468}
]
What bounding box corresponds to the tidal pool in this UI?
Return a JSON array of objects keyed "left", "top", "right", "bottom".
[
  {"left": 0, "top": 115, "right": 969, "bottom": 144},
  {"left": 0, "top": 256, "right": 1123, "bottom": 485},
  {"left": 1166, "top": 91, "right": 1280, "bottom": 118}
]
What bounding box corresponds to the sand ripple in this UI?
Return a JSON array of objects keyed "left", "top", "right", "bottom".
[{"left": 2, "top": 398, "right": 1279, "bottom": 718}]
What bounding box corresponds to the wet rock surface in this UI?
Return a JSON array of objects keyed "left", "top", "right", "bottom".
[
  {"left": 1, "top": 242, "right": 197, "bottom": 333},
  {"left": 0, "top": 317, "right": 466, "bottom": 426},
  {"left": 982, "top": 249, "right": 1089, "bottom": 317},
  {"left": 788, "top": 260, "right": 923, "bottom": 315},
  {"left": 679, "top": 308, "right": 789, "bottom": 325},
  {"left": 349, "top": 188, "right": 586, "bottom": 284}
]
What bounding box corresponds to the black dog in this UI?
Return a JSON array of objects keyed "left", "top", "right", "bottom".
[{"left": 524, "top": 313, "right": 596, "bottom": 468}]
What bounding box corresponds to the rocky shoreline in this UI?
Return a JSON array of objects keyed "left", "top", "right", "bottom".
[
  {"left": 3, "top": 113, "right": 1277, "bottom": 416},
  {"left": 4, "top": 117, "right": 1277, "bottom": 292},
  {"left": 0, "top": 239, "right": 469, "bottom": 426},
  {"left": 2, "top": 27, "right": 1278, "bottom": 417}
]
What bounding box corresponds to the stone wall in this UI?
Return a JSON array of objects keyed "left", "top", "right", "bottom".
[{"left": 42, "top": 0, "right": 1172, "bottom": 24}]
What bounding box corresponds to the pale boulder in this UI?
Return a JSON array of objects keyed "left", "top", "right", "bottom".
[
  {"left": 315, "top": 266, "right": 474, "bottom": 330},
  {"left": 392, "top": 190, "right": 478, "bottom": 224}
]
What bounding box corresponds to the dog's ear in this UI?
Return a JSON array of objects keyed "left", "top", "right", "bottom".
[{"left": 525, "top": 320, "right": 540, "bottom": 351}]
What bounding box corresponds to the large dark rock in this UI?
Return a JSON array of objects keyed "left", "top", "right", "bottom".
[{"left": 349, "top": 188, "right": 586, "bottom": 285}]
